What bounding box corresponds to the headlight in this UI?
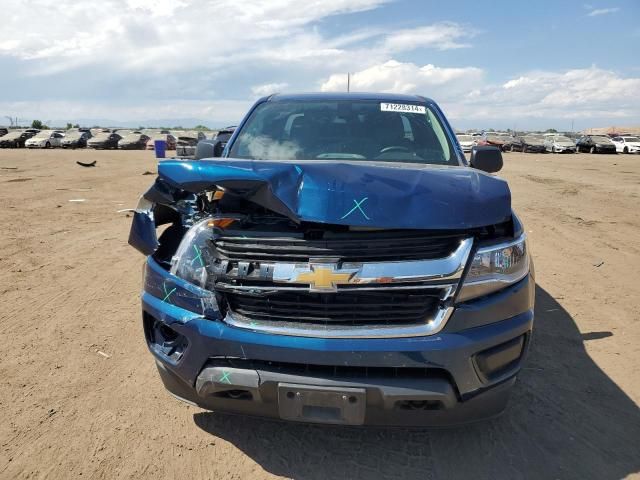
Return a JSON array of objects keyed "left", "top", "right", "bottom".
[
  {"left": 457, "top": 235, "right": 529, "bottom": 302},
  {"left": 170, "top": 218, "right": 215, "bottom": 288}
]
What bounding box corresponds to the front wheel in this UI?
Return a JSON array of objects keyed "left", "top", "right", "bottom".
[
  {"left": 623, "top": 147, "right": 629, "bottom": 154},
  {"left": 590, "top": 146, "right": 596, "bottom": 154},
  {"left": 45, "top": 142, "right": 51, "bottom": 148}
]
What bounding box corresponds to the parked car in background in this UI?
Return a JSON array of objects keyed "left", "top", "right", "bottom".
[
  {"left": 576, "top": 135, "right": 617, "bottom": 154},
  {"left": 544, "top": 135, "right": 577, "bottom": 153},
  {"left": 0, "top": 127, "right": 8, "bottom": 137},
  {"left": 611, "top": 136, "right": 640, "bottom": 154},
  {"left": 88, "top": 132, "right": 122, "bottom": 149},
  {"left": 0, "top": 130, "right": 36, "bottom": 148},
  {"left": 195, "top": 126, "right": 237, "bottom": 158},
  {"left": 119, "top": 132, "right": 150, "bottom": 150},
  {"left": 175, "top": 131, "right": 207, "bottom": 158},
  {"left": 61, "top": 130, "right": 91, "bottom": 149},
  {"left": 25, "top": 130, "right": 64, "bottom": 148},
  {"left": 146, "top": 134, "right": 176, "bottom": 150},
  {"left": 510, "top": 135, "right": 546, "bottom": 153},
  {"left": 455, "top": 134, "right": 476, "bottom": 152},
  {"left": 24, "top": 128, "right": 40, "bottom": 135},
  {"left": 477, "top": 132, "right": 513, "bottom": 151}
]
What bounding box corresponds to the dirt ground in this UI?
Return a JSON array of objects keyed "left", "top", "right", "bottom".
[{"left": 0, "top": 148, "right": 639, "bottom": 480}]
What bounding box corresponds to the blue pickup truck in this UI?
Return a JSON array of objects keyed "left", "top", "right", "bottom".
[{"left": 129, "top": 93, "right": 534, "bottom": 426}]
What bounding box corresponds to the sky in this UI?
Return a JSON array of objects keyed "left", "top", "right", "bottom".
[{"left": 0, "top": 0, "right": 638, "bottom": 130}]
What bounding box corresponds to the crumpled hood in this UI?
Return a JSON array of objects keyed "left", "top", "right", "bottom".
[{"left": 157, "top": 158, "right": 512, "bottom": 230}]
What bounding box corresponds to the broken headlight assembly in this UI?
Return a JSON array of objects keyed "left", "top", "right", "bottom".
[
  {"left": 170, "top": 218, "right": 215, "bottom": 288},
  {"left": 457, "top": 235, "right": 529, "bottom": 302}
]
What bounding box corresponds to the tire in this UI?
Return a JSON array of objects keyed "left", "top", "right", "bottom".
[
  {"left": 510, "top": 144, "right": 515, "bottom": 152},
  {"left": 590, "top": 146, "right": 596, "bottom": 154},
  {"left": 45, "top": 142, "right": 51, "bottom": 149},
  {"left": 623, "top": 147, "right": 628, "bottom": 154}
]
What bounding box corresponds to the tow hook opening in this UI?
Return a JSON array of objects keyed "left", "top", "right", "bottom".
[
  {"left": 143, "top": 312, "right": 188, "bottom": 363},
  {"left": 213, "top": 389, "right": 254, "bottom": 401},
  {"left": 474, "top": 334, "right": 526, "bottom": 381},
  {"left": 395, "top": 400, "right": 444, "bottom": 411}
]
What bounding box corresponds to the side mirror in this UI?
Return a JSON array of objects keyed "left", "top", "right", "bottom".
[
  {"left": 469, "top": 146, "right": 503, "bottom": 173},
  {"left": 195, "top": 139, "right": 227, "bottom": 159}
]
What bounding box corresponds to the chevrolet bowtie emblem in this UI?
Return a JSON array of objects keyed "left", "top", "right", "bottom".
[{"left": 294, "top": 264, "right": 357, "bottom": 291}]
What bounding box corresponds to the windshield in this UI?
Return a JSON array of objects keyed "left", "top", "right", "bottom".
[
  {"left": 554, "top": 136, "right": 572, "bottom": 142},
  {"left": 623, "top": 137, "right": 640, "bottom": 142},
  {"left": 592, "top": 136, "right": 611, "bottom": 143},
  {"left": 229, "top": 100, "right": 456, "bottom": 165},
  {"left": 486, "top": 133, "right": 510, "bottom": 141},
  {"left": 33, "top": 131, "right": 52, "bottom": 139},
  {"left": 122, "top": 133, "right": 143, "bottom": 142},
  {"left": 3, "top": 131, "right": 23, "bottom": 140},
  {"left": 92, "top": 133, "right": 111, "bottom": 140},
  {"left": 64, "top": 131, "right": 83, "bottom": 140},
  {"left": 456, "top": 135, "right": 473, "bottom": 141},
  {"left": 524, "top": 135, "right": 543, "bottom": 144}
]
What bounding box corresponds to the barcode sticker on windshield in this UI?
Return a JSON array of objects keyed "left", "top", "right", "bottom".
[{"left": 380, "top": 103, "right": 426, "bottom": 114}]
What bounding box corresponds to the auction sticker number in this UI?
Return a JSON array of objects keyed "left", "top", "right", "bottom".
[{"left": 380, "top": 103, "right": 426, "bottom": 114}]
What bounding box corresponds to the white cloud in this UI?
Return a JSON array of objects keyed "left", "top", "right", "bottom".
[
  {"left": 251, "top": 83, "right": 290, "bottom": 97},
  {"left": 383, "top": 22, "right": 476, "bottom": 52},
  {"left": 321, "top": 60, "right": 484, "bottom": 96},
  {"left": 454, "top": 66, "right": 640, "bottom": 121},
  {"left": 0, "top": 0, "right": 637, "bottom": 129},
  {"left": 321, "top": 62, "right": 640, "bottom": 127},
  {"left": 587, "top": 7, "right": 620, "bottom": 16},
  {"left": 0, "top": 0, "right": 390, "bottom": 73}
]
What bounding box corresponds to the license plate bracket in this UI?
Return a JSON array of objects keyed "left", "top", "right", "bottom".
[{"left": 277, "top": 383, "right": 366, "bottom": 425}]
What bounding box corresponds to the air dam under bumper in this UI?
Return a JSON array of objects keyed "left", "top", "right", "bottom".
[{"left": 141, "top": 258, "right": 534, "bottom": 426}]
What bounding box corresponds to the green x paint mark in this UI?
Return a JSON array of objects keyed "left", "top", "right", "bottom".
[
  {"left": 191, "top": 245, "right": 204, "bottom": 267},
  {"left": 341, "top": 197, "right": 370, "bottom": 220},
  {"left": 220, "top": 370, "right": 232, "bottom": 384},
  {"left": 162, "top": 281, "right": 177, "bottom": 304}
]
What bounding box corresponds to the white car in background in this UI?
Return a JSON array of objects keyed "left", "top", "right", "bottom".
[
  {"left": 611, "top": 136, "right": 640, "bottom": 154},
  {"left": 544, "top": 135, "right": 576, "bottom": 153},
  {"left": 25, "top": 130, "right": 64, "bottom": 148},
  {"left": 455, "top": 134, "right": 476, "bottom": 152}
]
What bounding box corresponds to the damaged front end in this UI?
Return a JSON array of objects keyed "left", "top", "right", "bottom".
[
  {"left": 130, "top": 158, "right": 534, "bottom": 425},
  {"left": 130, "top": 158, "right": 525, "bottom": 337}
]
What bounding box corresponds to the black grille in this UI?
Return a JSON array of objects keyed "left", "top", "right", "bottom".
[
  {"left": 224, "top": 288, "right": 441, "bottom": 326},
  {"left": 214, "top": 230, "right": 464, "bottom": 263},
  {"left": 207, "top": 358, "right": 451, "bottom": 381}
]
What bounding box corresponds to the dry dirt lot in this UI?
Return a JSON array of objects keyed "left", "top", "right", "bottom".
[{"left": 0, "top": 148, "right": 639, "bottom": 480}]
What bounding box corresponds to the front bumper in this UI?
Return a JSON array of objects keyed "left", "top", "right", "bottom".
[
  {"left": 553, "top": 146, "right": 576, "bottom": 153},
  {"left": 140, "top": 258, "right": 534, "bottom": 426}
]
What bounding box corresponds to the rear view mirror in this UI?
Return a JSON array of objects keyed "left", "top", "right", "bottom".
[{"left": 469, "top": 146, "right": 503, "bottom": 173}]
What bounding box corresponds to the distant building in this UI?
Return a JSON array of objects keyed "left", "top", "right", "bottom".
[{"left": 582, "top": 126, "right": 640, "bottom": 136}]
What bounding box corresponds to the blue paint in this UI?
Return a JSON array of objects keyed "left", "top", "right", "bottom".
[{"left": 156, "top": 159, "right": 511, "bottom": 230}]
